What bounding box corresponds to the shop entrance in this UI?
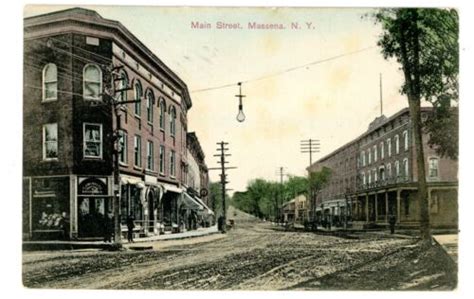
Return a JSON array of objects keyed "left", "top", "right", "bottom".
[{"left": 78, "top": 197, "right": 112, "bottom": 238}]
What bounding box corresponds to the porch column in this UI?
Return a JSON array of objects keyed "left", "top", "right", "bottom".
[
  {"left": 385, "top": 191, "right": 389, "bottom": 223},
  {"left": 396, "top": 188, "right": 401, "bottom": 224},
  {"left": 365, "top": 193, "right": 369, "bottom": 223}
]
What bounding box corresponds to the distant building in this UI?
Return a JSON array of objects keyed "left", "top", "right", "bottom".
[
  {"left": 23, "top": 8, "right": 209, "bottom": 240},
  {"left": 281, "top": 194, "right": 308, "bottom": 225},
  {"left": 307, "top": 107, "right": 458, "bottom": 229}
]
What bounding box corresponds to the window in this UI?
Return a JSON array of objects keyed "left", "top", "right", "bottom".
[
  {"left": 362, "top": 172, "right": 366, "bottom": 185},
  {"left": 387, "top": 138, "right": 392, "bottom": 157},
  {"left": 170, "top": 150, "right": 176, "bottom": 177},
  {"left": 373, "top": 169, "right": 377, "bottom": 182},
  {"left": 361, "top": 151, "right": 366, "bottom": 166},
  {"left": 395, "top": 134, "right": 400, "bottom": 154},
  {"left": 373, "top": 145, "right": 377, "bottom": 162},
  {"left": 403, "top": 130, "right": 409, "bottom": 151},
  {"left": 134, "top": 135, "right": 141, "bottom": 167},
  {"left": 380, "top": 141, "right": 384, "bottom": 159},
  {"left": 387, "top": 163, "right": 392, "bottom": 178},
  {"left": 159, "top": 145, "right": 165, "bottom": 174},
  {"left": 43, "top": 63, "right": 57, "bottom": 101},
  {"left": 134, "top": 80, "right": 142, "bottom": 116},
  {"left": 368, "top": 149, "right": 372, "bottom": 164},
  {"left": 403, "top": 158, "right": 409, "bottom": 178},
  {"left": 159, "top": 99, "right": 166, "bottom": 130},
  {"left": 395, "top": 160, "right": 400, "bottom": 177},
  {"left": 146, "top": 141, "right": 154, "bottom": 170},
  {"left": 42, "top": 123, "right": 58, "bottom": 160},
  {"left": 146, "top": 90, "right": 154, "bottom": 124},
  {"left": 368, "top": 171, "right": 372, "bottom": 184},
  {"left": 430, "top": 195, "right": 439, "bottom": 214},
  {"left": 83, "top": 64, "right": 102, "bottom": 101},
  {"left": 428, "top": 157, "right": 439, "bottom": 178},
  {"left": 169, "top": 106, "right": 176, "bottom": 136},
  {"left": 117, "top": 70, "right": 128, "bottom": 102},
  {"left": 118, "top": 130, "right": 128, "bottom": 164},
  {"left": 379, "top": 166, "right": 385, "bottom": 181},
  {"left": 83, "top": 123, "right": 102, "bottom": 158}
]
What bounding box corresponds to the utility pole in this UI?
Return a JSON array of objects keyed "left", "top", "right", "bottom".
[
  {"left": 275, "top": 167, "right": 287, "bottom": 223},
  {"left": 208, "top": 141, "right": 237, "bottom": 233},
  {"left": 103, "top": 64, "right": 138, "bottom": 247},
  {"left": 300, "top": 139, "right": 320, "bottom": 226}
]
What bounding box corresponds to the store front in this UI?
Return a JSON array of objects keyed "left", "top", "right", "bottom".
[{"left": 77, "top": 177, "right": 112, "bottom": 239}]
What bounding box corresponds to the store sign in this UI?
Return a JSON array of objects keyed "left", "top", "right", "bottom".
[{"left": 78, "top": 178, "right": 108, "bottom": 195}]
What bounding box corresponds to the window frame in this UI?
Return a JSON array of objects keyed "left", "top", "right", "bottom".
[
  {"left": 146, "top": 90, "right": 154, "bottom": 124},
  {"left": 159, "top": 99, "right": 166, "bottom": 130},
  {"left": 170, "top": 150, "right": 176, "bottom": 177},
  {"left": 428, "top": 157, "right": 440, "bottom": 178},
  {"left": 403, "top": 130, "right": 409, "bottom": 151},
  {"left": 118, "top": 130, "right": 128, "bottom": 164},
  {"left": 159, "top": 145, "right": 165, "bottom": 174},
  {"left": 134, "top": 80, "right": 142, "bottom": 117},
  {"left": 82, "top": 64, "right": 102, "bottom": 101},
  {"left": 83, "top": 123, "right": 103, "bottom": 159},
  {"left": 380, "top": 141, "right": 384, "bottom": 159},
  {"left": 387, "top": 138, "right": 392, "bottom": 157},
  {"left": 42, "top": 123, "right": 58, "bottom": 161},
  {"left": 394, "top": 134, "right": 400, "bottom": 154},
  {"left": 146, "top": 140, "right": 154, "bottom": 171},
  {"left": 134, "top": 135, "right": 142, "bottom": 168},
  {"left": 169, "top": 106, "right": 176, "bottom": 137},
  {"left": 403, "top": 158, "right": 409, "bottom": 178},
  {"left": 42, "top": 63, "right": 58, "bottom": 102},
  {"left": 117, "top": 70, "right": 128, "bottom": 103}
]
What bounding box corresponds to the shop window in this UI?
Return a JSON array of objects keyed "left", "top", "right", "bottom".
[
  {"left": 83, "top": 64, "right": 102, "bottom": 101},
  {"left": 83, "top": 123, "right": 102, "bottom": 158},
  {"left": 43, "top": 123, "right": 58, "bottom": 160},
  {"left": 42, "top": 63, "right": 57, "bottom": 101}
]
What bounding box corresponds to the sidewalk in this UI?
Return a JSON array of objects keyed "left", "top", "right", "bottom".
[
  {"left": 433, "top": 234, "right": 458, "bottom": 263},
  {"left": 23, "top": 225, "right": 219, "bottom": 251}
]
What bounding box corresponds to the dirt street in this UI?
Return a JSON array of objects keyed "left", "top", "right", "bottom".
[{"left": 22, "top": 218, "right": 457, "bottom": 290}]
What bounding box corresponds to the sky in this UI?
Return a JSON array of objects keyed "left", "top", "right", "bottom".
[{"left": 24, "top": 5, "right": 412, "bottom": 193}]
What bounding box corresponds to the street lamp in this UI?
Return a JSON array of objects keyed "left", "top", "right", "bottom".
[{"left": 235, "top": 82, "right": 246, "bottom": 122}]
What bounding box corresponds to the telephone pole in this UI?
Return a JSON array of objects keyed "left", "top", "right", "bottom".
[
  {"left": 208, "top": 141, "right": 237, "bottom": 233},
  {"left": 103, "top": 64, "right": 137, "bottom": 247},
  {"left": 300, "top": 139, "right": 320, "bottom": 227},
  {"left": 275, "top": 167, "right": 287, "bottom": 223}
]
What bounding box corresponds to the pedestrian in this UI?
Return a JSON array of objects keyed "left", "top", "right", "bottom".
[
  {"left": 389, "top": 214, "right": 396, "bottom": 234},
  {"left": 103, "top": 212, "right": 113, "bottom": 243},
  {"left": 59, "top": 211, "right": 70, "bottom": 240},
  {"left": 126, "top": 213, "right": 135, "bottom": 243}
]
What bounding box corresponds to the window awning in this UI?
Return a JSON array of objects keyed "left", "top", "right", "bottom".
[{"left": 181, "top": 192, "right": 203, "bottom": 210}]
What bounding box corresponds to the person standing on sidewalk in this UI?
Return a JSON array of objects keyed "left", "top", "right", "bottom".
[
  {"left": 126, "top": 214, "right": 135, "bottom": 243},
  {"left": 389, "top": 214, "right": 396, "bottom": 234}
]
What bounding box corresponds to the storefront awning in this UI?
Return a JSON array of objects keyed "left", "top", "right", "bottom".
[
  {"left": 161, "top": 183, "right": 183, "bottom": 194},
  {"left": 121, "top": 175, "right": 143, "bottom": 186},
  {"left": 193, "top": 196, "right": 214, "bottom": 215},
  {"left": 181, "top": 192, "right": 204, "bottom": 210}
]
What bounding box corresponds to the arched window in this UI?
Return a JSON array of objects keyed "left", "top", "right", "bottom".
[
  {"left": 395, "top": 160, "right": 400, "bottom": 177},
  {"left": 43, "top": 63, "right": 57, "bottom": 101},
  {"left": 403, "top": 158, "right": 409, "bottom": 179},
  {"left": 169, "top": 106, "right": 176, "bottom": 136},
  {"left": 368, "top": 149, "right": 372, "bottom": 164},
  {"left": 146, "top": 90, "right": 154, "bottom": 123},
  {"left": 361, "top": 172, "right": 366, "bottom": 185},
  {"left": 361, "top": 150, "right": 366, "bottom": 166},
  {"left": 387, "top": 138, "right": 392, "bottom": 157},
  {"left": 117, "top": 70, "right": 128, "bottom": 102},
  {"left": 394, "top": 134, "right": 400, "bottom": 154},
  {"left": 386, "top": 163, "right": 392, "bottom": 178},
  {"left": 134, "top": 80, "right": 142, "bottom": 116},
  {"left": 380, "top": 141, "right": 384, "bottom": 159},
  {"left": 373, "top": 145, "right": 377, "bottom": 162},
  {"left": 83, "top": 64, "right": 102, "bottom": 101},
  {"left": 403, "top": 130, "right": 409, "bottom": 151},
  {"left": 159, "top": 99, "right": 166, "bottom": 130}
]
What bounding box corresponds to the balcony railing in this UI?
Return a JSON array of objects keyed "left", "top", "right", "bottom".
[{"left": 357, "top": 176, "right": 410, "bottom": 191}]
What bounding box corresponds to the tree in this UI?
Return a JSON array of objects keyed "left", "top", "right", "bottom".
[
  {"left": 373, "top": 8, "right": 458, "bottom": 242},
  {"left": 308, "top": 167, "right": 332, "bottom": 225}
]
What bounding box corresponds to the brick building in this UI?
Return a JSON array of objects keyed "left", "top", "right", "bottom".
[
  {"left": 23, "top": 8, "right": 208, "bottom": 240},
  {"left": 307, "top": 107, "right": 458, "bottom": 229}
]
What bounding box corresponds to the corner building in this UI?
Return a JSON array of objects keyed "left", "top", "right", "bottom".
[
  {"left": 307, "top": 108, "right": 458, "bottom": 229},
  {"left": 23, "top": 8, "right": 207, "bottom": 240}
]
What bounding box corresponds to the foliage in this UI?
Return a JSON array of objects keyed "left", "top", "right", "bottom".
[{"left": 208, "top": 181, "right": 230, "bottom": 217}]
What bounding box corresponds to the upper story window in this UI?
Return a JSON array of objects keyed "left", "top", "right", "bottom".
[
  {"left": 134, "top": 135, "right": 142, "bottom": 168},
  {"left": 170, "top": 150, "right": 176, "bottom": 177},
  {"left": 394, "top": 134, "right": 400, "bottom": 154},
  {"left": 387, "top": 138, "right": 392, "bottom": 157},
  {"left": 118, "top": 130, "right": 127, "bottom": 164},
  {"left": 403, "top": 158, "right": 409, "bottom": 178},
  {"left": 395, "top": 160, "right": 400, "bottom": 177},
  {"left": 361, "top": 172, "right": 366, "bottom": 185},
  {"left": 403, "top": 130, "right": 409, "bottom": 151},
  {"left": 368, "top": 149, "right": 372, "bottom": 165},
  {"left": 169, "top": 106, "right": 177, "bottom": 136},
  {"left": 83, "top": 64, "right": 102, "bottom": 101},
  {"left": 146, "top": 90, "right": 154, "bottom": 124},
  {"left": 117, "top": 70, "right": 128, "bottom": 102},
  {"left": 361, "top": 150, "right": 366, "bottom": 166},
  {"left": 146, "top": 140, "right": 154, "bottom": 171},
  {"left": 83, "top": 123, "right": 102, "bottom": 159},
  {"left": 159, "top": 99, "right": 166, "bottom": 130},
  {"left": 379, "top": 166, "right": 385, "bottom": 181},
  {"left": 159, "top": 145, "right": 165, "bottom": 174},
  {"left": 134, "top": 80, "right": 142, "bottom": 116},
  {"left": 373, "top": 169, "right": 377, "bottom": 182},
  {"left": 428, "top": 157, "right": 439, "bottom": 178},
  {"left": 42, "top": 123, "right": 58, "bottom": 160},
  {"left": 42, "top": 63, "right": 57, "bottom": 102},
  {"left": 373, "top": 145, "right": 378, "bottom": 162},
  {"left": 380, "top": 141, "right": 384, "bottom": 159},
  {"left": 386, "top": 163, "right": 392, "bottom": 178},
  {"left": 368, "top": 171, "right": 372, "bottom": 184}
]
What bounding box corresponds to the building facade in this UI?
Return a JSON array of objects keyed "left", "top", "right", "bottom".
[
  {"left": 281, "top": 194, "right": 308, "bottom": 225},
  {"left": 308, "top": 108, "right": 458, "bottom": 229},
  {"left": 23, "top": 8, "right": 209, "bottom": 240}
]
